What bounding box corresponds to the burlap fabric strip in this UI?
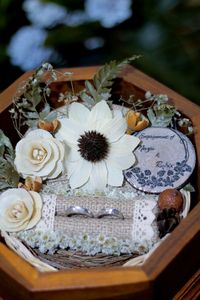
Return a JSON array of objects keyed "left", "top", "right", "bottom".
[{"left": 38, "top": 194, "right": 159, "bottom": 243}]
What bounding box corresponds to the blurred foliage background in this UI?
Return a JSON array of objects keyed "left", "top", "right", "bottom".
[{"left": 0, "top": 0, "right": 199, "bottom": 105}]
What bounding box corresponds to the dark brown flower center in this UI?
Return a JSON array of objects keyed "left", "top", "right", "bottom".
[{"left": 78, "top": 130, "right": 109, "bottom": 162}]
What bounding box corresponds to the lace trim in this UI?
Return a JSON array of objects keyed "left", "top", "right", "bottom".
[
  {"left": 35, "top": 194, "right": 57, "bottom": 231},
  {"left": 132, "top": 199, "right": 158, "bottom": 243}
]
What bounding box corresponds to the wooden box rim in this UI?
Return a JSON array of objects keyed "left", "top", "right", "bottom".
[{"left": 0, "top": 65, "right": 199, "bottom": 300}]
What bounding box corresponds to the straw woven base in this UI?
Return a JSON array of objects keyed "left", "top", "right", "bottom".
[{"left": 26, "top": 245, "right": 138, "bottom": 269}]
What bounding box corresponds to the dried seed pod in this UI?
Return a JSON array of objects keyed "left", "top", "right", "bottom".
[
  {"left": 158, "top": 188, "right": 183, "bottom": 212},
  {"left": 157, "top": 208, "right": 180, "bottom": 238},
  {"left": 126, "top": 111, "right": 149, "bottom": 134},
  {"left": 37, "top": 119, "right": 60, "bottom": 133}
]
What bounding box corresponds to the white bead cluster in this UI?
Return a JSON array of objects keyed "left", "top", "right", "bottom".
[{"left": 32, "top": 148, "right": 46, "bottom": 161}]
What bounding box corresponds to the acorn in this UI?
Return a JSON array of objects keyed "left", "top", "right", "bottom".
[
  {"left": 126, "top": 110, "right": 149, "bottom": 134},
  {"left": 18, "top": 176, "right": 42, "bottom": 192},
  {"left": 37, "top": 119, "right": 60, "bottom": 133},
  {"left": 158, "top": 188, "right": 183, "bottom": 212}
]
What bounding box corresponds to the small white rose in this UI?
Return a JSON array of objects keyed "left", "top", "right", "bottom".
[
  {"left": 0, "top": 188, "right": 42, "bottom": 232},
  {"left": 14, "top": 129, "right": 65, "bottom": 179}
]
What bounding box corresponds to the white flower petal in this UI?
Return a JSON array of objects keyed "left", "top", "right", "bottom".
[
  {"left": 69, "top": 159, "right": 92, "bottom": 189},
  {"left": 53, "top": 139, "right": 65, "bottom": 161},
  {"left": 35, "top": 161, "right": 56, "bottom": 178},
  {"left": 46, "top": 161, "right": 61, "bottom": 179},
  {"left": 25, "top": 129, "right": 52, "bottom": 139},
  {"left": 106, "top": 135, "right": 139, "bottom": 171},
  {"left": 99, "top": 116, "right": 127, "bottom": 142},
  {"left": 112, "top": 104, "right": 129, "bottom": 118},
  {"left": 83, "top": 161, "right": 107, "bottom": 191},
  {"left": 68, "top": 102, "right": 90, "bottom": 124},
  {"left": 110, "top": 134, "right": 140, "bottom": 156},
  {"left": 107, "top": 152, "right": 136, "bottom": 170},
  {"left": 87, "top": 100, "right": 112, "bottom": 128},
  {"left": 56, "top": 118, "right": 84, "bottom": 146},
  {"left": 46, "top": 140, "right": 65, "bottom": 179},
  {"left": 106, "top": 163, "right": 124, "bottom": 186},
  {"left": 26, "top": 191, "right": 42, "bottom": 229},
  {"left": 66, "top": 160, "right": 80, "bottom": 178}
]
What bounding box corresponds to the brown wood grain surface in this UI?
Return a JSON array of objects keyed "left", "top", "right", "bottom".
[
  {"left": 173, "top": 269, "right": 200, "bottom": 300},
  {"left": 0, "top": 66, "right": 199, "bottom": 300}
]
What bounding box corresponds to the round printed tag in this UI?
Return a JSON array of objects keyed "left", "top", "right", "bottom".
[{"left": 124, "top": 127, "right": 196, "bottom": 193}]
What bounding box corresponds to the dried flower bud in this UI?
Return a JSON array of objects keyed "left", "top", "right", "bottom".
[
  {"left": 18, "top": 177, "right": 42, "bottom": 192},
  {"left": 177, "top": 118, "right": 194, "bottom": 136},
  {"left": 126, "top": 110, "right": 149, "bottom": 134},
  {"left": 37, "top": 119, "right": 60, "bottom": 133}
]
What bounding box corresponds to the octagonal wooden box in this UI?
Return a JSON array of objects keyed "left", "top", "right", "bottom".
[{"left": 0, "top": 66, "right": 199, "bottom": 300}]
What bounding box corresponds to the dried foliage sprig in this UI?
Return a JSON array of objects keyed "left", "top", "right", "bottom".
[
  {"left": 80, "top": 55, "right": 141, "bottom": 106},
  {"left": 9, "top": 63, "right": 66, "bottom": 137},
  {"left": 9, "top": 58, "right": 194, "bottom": 139},
  {"left": 146, "top": 92, "right": 179, "bottom": 127},
  {"left": 121, "top": 91, "right": 178, "bottom": 127},
  {"left": 0, "top": 130, "right": 19, "bottom": 190},
  {"left": 120, "top": 91, "right": 194, "bottom": 133}
]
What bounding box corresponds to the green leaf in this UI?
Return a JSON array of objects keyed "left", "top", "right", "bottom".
[
  {"left": 97, "top": 92, "right": 111, "bottom": 102},
  {"left": 80, "top": 91, "right": 95, "bottom": 106},
  {"left": 0, "top": 129, "right": 15, "bottom": 159},
  {"left": 85, "top": 80, "right": 98, "bottom": 99},
  {"left": 147, "top": 108, "right": 172, "bottom": 127},
  {"left": 39, "top": 103, "right": 51, "bottom": 120},
  {"left": 22, "top": 111, "right": 39, "bottom": 119},
  {"left": 147, "top": 108, "right": 157, "bottom": 124},
  {"left": 92, "top": 55, "right": 141, "bottom": 103},
  {"left": 0, "top": 159, "right": 19, "bottom": 190},
  {"left": 0, "top": 144, "right": 5, "bottom": 157},
  {"left": 24, "top": 119, "right": 37, "bottom": 128},
  {"left": 44, "top": 111, "right": 57, "bottom": 122},
  {"left": 182, "top": 183, "right": 195, "bottom": 192},
  {"left": 0, "top": 180, "right": 10, "bottom": 190}
]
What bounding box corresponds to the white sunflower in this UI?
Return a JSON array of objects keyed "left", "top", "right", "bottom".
[{"left": 56, "top": 100, "right": 140, "bottom": 191}]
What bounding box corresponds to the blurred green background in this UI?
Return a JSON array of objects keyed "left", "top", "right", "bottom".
[{"left": 0, "top": 0, "right": 199, "bottom": 105}]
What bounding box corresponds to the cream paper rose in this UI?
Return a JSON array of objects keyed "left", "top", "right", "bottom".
[
  {"left": 0, "top": 188, "right": 42, "bottom": 232},
  {"left": 14, "top": 129, "right": 65, "bottom": 179}
]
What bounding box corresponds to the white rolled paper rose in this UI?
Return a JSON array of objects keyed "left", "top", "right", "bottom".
[
  {"left": 14, "top": 129, "right": 65, "bottom": 179},
  {"left": 0, "top": 188, "right": 42, "bottom": 232}
]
